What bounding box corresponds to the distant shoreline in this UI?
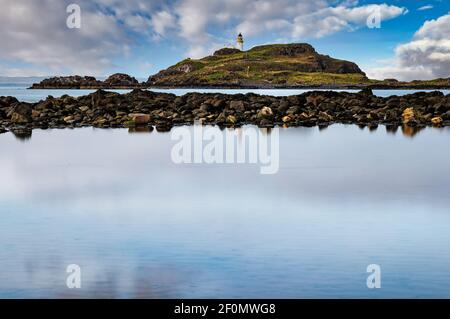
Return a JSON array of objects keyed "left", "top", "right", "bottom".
[
  {"left": 27, "top": 84, "right": 450, "bottom": 90},
  {"left": 26, "top": 72, "right": 450, "bottom": 91}
]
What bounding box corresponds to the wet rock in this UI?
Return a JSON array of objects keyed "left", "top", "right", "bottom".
[
  {"left": 259, "top": 119, "right": 274, "bottom": 127},
  {"left": 79, "top": 106, "right": 90, "bottom": 113},
  {"left": 282, "top": 115, "right": 292, "bottom": 123},
  {"left": 402, "top": 107, "right": 416, "bottom": 125},
  {"left": 8, "top": 103, "right": 32, "bottom": 124},
  {"left": 129, "top": 113, "right": 151, "bottom": 125},
  {"left": 0, "top": 90, "right": 449, "bottom": 131},
  {"left": 215, "top": 112, "right": 226, "bottom": 124},
  {"left": 431, "top": 117, "right": 443, "bottom": 126},
  {"left": 226, "top": 115, "right": 237, "bottom": 124},
  {"left": 286, "top": 106, "right": 301, "bottom": 116},
  {"left": 199, "top": 103, "right": 212, "bottom": 113},
  {"left": 31, "top": 110, "right": 41, "bottom": 119},
  {"left": 257, "top": 106, "right": 274, "bottom": 120},
  {"left": 298, "top": 112, "right": 310, "bottom": 120},
  {"left": 229, "top": 100, "right": 245, "bottom": 112},
  {"left": 63, "top": 116, "right": 76, "bottom": 124},
  {"left": 318, "top": 111, "right": 333, "bottom": 122}
]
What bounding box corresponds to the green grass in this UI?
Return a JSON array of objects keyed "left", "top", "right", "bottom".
[
  {"left": 159, "top": 44, "right": 369, "bottom": 86},
  {"left": 157, "top": 44, "right": 450, "bottom": 87}
]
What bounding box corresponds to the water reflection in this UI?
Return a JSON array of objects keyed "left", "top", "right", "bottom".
[
  {"left": 155, "top": 125, "right": 173, "bottom": 133},
  {"left": 11, "top": 128, "right": 32, "bottom": 141},
  {"left": 2, "top": 124, "right": 445, "bottom": 142},
  {"left": 128, "top": 126, "right": 154, "bottom": 134},
  {"left": 385, "top": 125, "right": 399, "bottom": 135},
  {"left": 401, "top": 125, "right": 425, "bottom": 138},
  {"left": 2, "top": 125, "right": 450, "bottom": 298}
]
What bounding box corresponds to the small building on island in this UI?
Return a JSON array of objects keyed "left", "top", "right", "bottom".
[{"left": 236, "top": 33, "right": 244, "bottom": 51}]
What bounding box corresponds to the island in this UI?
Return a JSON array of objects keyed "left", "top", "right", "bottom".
[{"left": 29, "top": 43, "right": 450, "bottom": 90}]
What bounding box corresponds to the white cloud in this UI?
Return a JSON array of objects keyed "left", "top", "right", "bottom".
[
  {"left": 173, "top": 1, "right": 407, "bottom": 58},
  {"left": 418, "top": 5, "right": 433, "bottom": 11},
  {"left": 0, "top": 0, "right": 134, "bottom": 76},
  {"left": 151, "top": 11, "right": 177, "bottom": 39},
  {"left": 367, "top": 13, "right": 450, "bottom": 81},
  {"left": 0, "top": 0, "right": 408, "bottom": 76},
  {"left": 186, "top": 42, "right": 224, "bottom": 59}
]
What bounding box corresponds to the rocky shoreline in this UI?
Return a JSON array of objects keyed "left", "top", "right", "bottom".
[
  {"left": 29, "top": 74, "right": 450, "bottom": 90},
  {"left": 29, "top": 78, "right": 450, "bottom": 90},
  {"left": 1, "top": 89, "right": 449, "bottom": 136}
]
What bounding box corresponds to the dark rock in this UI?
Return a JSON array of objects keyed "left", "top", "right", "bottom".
[
  {"left": 30, "top": 74, "right": 143, "bottom": 89},
  {"left": 229, "top": 100, "right": 245, "bottom": 112},
  {"left": 104, "top": 73, "right": 140, "bottom": 87},
  {"left": 7, "top": 103, "right": 32, "bottom": 124},
  {"left": 0, "top": 90, "right": 448, "bottom": 131},
  {"left": 359, "top": 88, "right": 374, "bottom": 96},
  {"left": 213, "top": 48, "right": 242, "bottom": 56},
  {"left": 30, "top": 76, "right": 103, "bottom": 89}
]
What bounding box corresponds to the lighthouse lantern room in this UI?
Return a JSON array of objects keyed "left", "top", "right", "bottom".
[{"left": 237, "top": 33, "right": 244, "bottom": 51}]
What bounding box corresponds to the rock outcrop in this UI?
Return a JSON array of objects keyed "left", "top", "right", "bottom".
[
  {"left": 1, "top": 89, "right": 449, "bottom": 134},
  {"left": 7, "top": 102, "right": 32, "bottom": 124},
  {"left": 104, "top": 73, "right": 140, "bottom": 87},
  {"left": 30, "top": 74, "right": 142, "bottom": 89},
  {"left": 30, "top": 76, "right": 103, "bottom": 89}
]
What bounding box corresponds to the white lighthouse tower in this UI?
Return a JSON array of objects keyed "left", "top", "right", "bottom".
[{"left": 236, "top": 33, "right": 244, "bottom": 51}]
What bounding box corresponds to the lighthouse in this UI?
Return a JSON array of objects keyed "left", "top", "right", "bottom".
[{"left": 236, "top": 33, "right": 244, "bottom": 51}]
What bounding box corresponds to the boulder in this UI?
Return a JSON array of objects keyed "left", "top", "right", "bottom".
[
  {"left": 226, "top": 115, "right": 237, "bottom": 124},
  {"left": 402, "top": 107, "right": 416, "bottom": 125},
  {"left": 431, "top": 117, "right": 443, "bottom": 126},
  {"left": 318, "top": 111, "right": 333, "bottom": 122},
  {"left": 129, "top": 113, "right": 151, "bottom": 125},
  {"left": 257, "top": 106, "right": 274, "bottom": 119},
  {"left": 229, "top": 100, "right": 245, "bottom": 112},
  {"left": 79, "top": 106, "right": 90, "bottom": 113},
  {"left": 7, "top": 103, "right": 32, "bottom": 124},
  {"left": 282, "top": 115, "right": 292, "bottom": 123},
  {"left": 63, "top": 116, "right": 75, "bottom": 124}
]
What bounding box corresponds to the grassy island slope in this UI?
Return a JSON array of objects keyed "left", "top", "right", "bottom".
[{"left": 147, "top": 43, "right": 369, "bottom": 87}]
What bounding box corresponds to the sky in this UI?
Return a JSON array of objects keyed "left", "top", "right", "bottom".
[{"left": 0, "top": 0, "right": 448, "bottom": 81}]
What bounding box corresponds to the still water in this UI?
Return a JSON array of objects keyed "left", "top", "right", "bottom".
[
  {"left": 1, "top": 83, "right": 449, "bottom": 102},
  {"left": 1, "top": 124, "right": 450, "bottom": 298}
]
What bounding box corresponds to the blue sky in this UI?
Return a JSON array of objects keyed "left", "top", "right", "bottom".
[{"left": 0, "top": 0, "right": 448, "bottom": 80}]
